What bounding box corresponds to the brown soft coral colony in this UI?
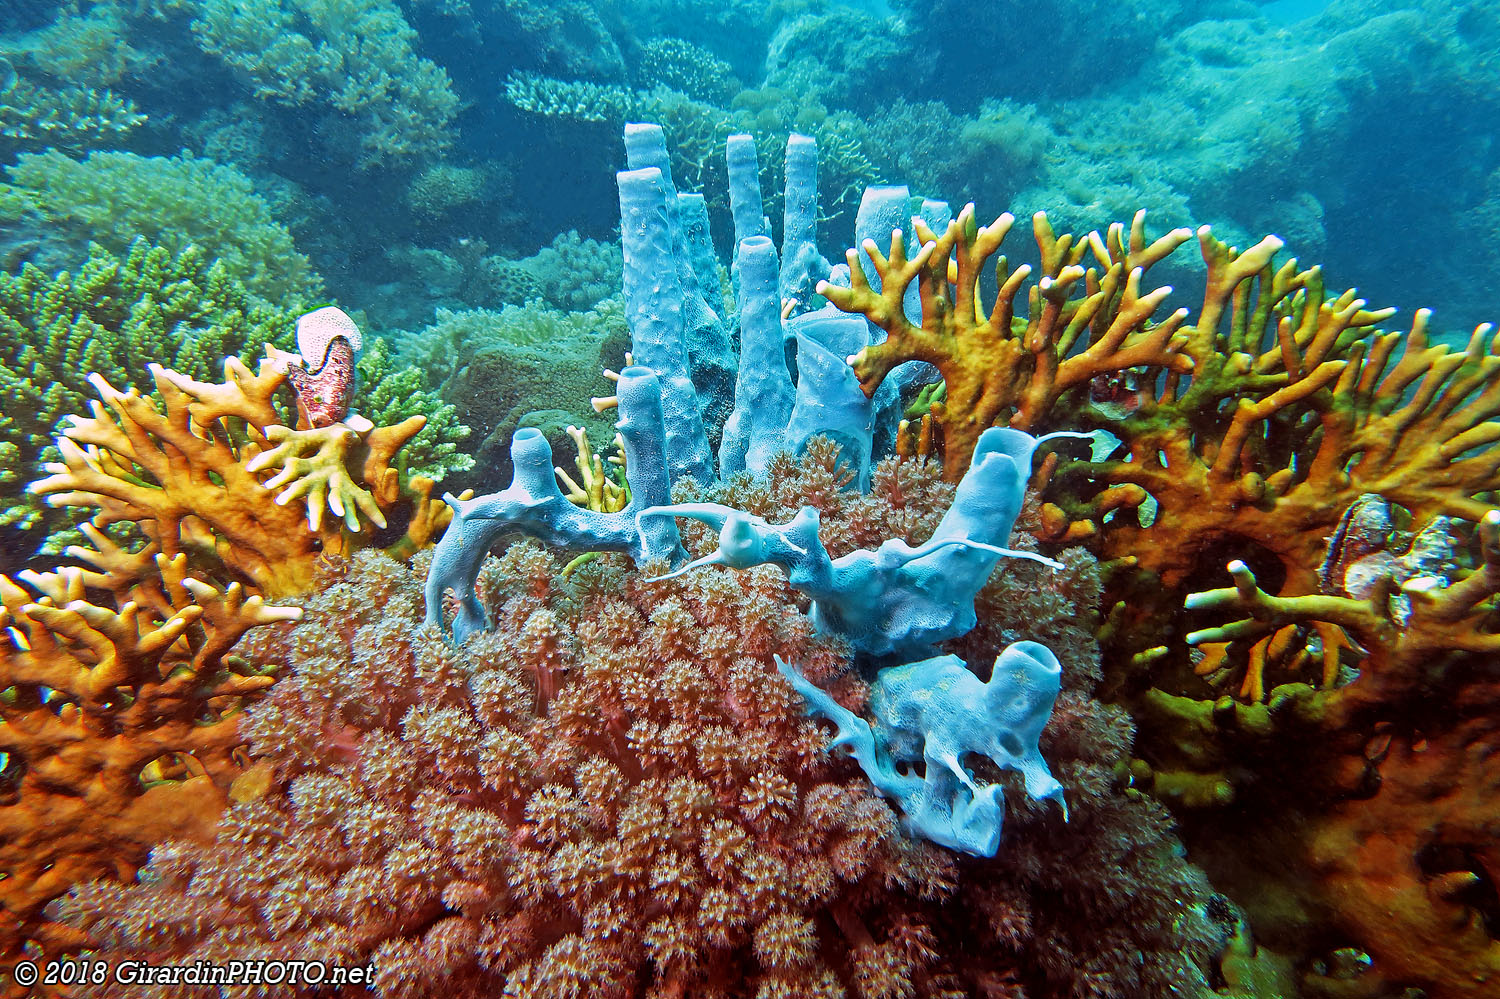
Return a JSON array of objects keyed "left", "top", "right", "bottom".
[{"left": 57, "top": 456, "right": 1221, "bottom": 999}]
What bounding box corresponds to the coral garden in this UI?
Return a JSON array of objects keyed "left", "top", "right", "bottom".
[{"left": 2, "top": 2, "right": 1500, "bottom": 999}]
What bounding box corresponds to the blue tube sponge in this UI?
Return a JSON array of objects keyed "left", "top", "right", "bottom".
[
  {"left": 783, "top": 332, "right": 874, "bottom": 489},
  {"left": 642, "top": 426, "right": 1085, "bottom": 660},
  {"left": 617, "top": 164, "right": 715, "bottom": 484},
  {"left": 424, "top": 366, "right": 685, "bottom": 643},
  {"left": 719, "top": 234, "right": 795, "bottom": 477},
  {"left": 779, "top": 134, "right": 828, "bottom": 310},
  {"left": 775, "top": 641, "right": 1067, "bottom": 857},
  {"left": 623, "top": 123, "right": 735, "bottom": 446}
]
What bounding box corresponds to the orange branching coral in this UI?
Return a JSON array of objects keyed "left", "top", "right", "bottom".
[
  {"left": 1117, "top": 515, "right": 1500, "bottom": 998},
  {"left": 820, "top": 207, "right": 1195, "bottom": 481},
  {"left": 0, "top": 526, "right": 299, "bottom": 972},
  {"left": 1041, "top": 257, "right": 1500, "bottom": 701},
  {"left": 28, "top": 355, "right": 449, "bottom": 599},
  {"left": 2, "top": 350, "right": 452, "bottom": 984}
]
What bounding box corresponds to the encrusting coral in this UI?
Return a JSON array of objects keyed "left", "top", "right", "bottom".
[{"left": 58, "top": 449, "right": 1223, "bottom": 998}]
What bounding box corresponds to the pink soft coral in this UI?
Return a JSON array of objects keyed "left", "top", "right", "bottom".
[{"left": 61, "top": 451, "right": 1223, "bottom": 998}]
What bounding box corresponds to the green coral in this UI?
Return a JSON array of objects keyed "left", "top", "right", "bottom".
[
  {"left": 0, "top": 238, "right": 304, "bottom": 542},
  {"left": 405, "top": 163, "right": 485, "bottom": 218},
  {"left": 353, "top": 336, "right": 473, "bottom": 482},
  {"left": 402, "top": 299, "right": 629, "bottom": 493},
  {"left": 20, "top": 0, "right": 145, "bottom": 87},
  {"left": 0, "top": 150, "right": 320, "bottom": 304},
  {"left": 515, "top": 230, "right": 621, "bottom": 312},
  {"left": 637, "top": 37, "right": 739, "bottom": 103},
  {"left": 502, "top": 71, "right": 632, "bottom": 123},
  {"left": 188, "top": 0, "right": 459, "bottom": 166},
  {"left": 0, "top": 78, "right": 146, "bottom": 154}
]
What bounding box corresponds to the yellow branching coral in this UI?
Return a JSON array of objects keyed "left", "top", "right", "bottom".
[
  {"left": 29, "top": 356, "right": 446, "bottom": 599},
  {"left": 556, "top": 424, "right": 630, "bottom": 513},
  {"left": 1036, "top": 233, "right": 1499, "bottom": 701},
  {"left": 821, "top": 206, "right": 1195, "bottom": 480},
  {"left": 1184, "top": 509, "right": 1500, "bottom": 723}
]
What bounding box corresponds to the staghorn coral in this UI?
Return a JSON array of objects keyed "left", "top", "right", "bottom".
[
  {"left": 0, "top": 77, "right": 145, "bottom": 155},
  {"left": 12, "top": 0, "right": 146, "bottom": 88},
  {"left": 61, "top": 465, "right": 1221, "bottom": 997},
  {"left": 353, "top": 337, "right": 473, "bottom": 483}
]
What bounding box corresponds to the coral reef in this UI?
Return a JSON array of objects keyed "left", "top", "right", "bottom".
[
  {"left": 822, "top": 207, "right": 1193, "bottom": 481},
  {"left": 61, "top": 476, "right": 1221, "bottom": 998},
  {"left": 353, "top": 337, "right": 473, "bottom": 483},
  {"left": 880, "top": 180, "right": 1500, "bottom": 999},
  {"left": 0, "top": 239, "right": 303, "bottom": 548},
  {"left": 0, "top": 151, "right": 320, "bottom": 303},
  {"left": 808, "top": 143, "right": 1500, "bottom": 993},
  {"left": 0, "top": 77, "right": 145, "bottom": 156},
  {"left": 2, "top": 337, "right": 449, "bottom": 975},
  {"left": 188, "top": 0, "right": 459, "bottom": 166},
  {"left": 0, "top": 542, "right": 299, "bottom": 970},
  {"left": 404, "top": 299, "right": 628, "bottom": 494},
  {"left": 29, "top": 353, "right": 449, "bottom": 599}
]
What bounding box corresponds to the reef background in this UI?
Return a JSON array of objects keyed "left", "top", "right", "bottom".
[{"left": 3, "top": 2, "right": 1500, "bottom": 998}]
